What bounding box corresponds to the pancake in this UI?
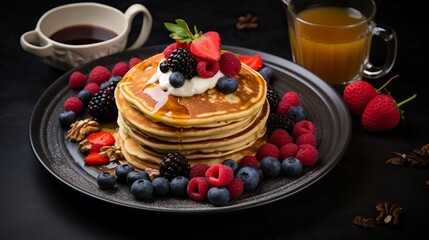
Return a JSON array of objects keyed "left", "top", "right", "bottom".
[
  {"left": 117, "top": 100, "right": 269, "bottom": 153},
  {"left": 117, "top": 53, "right": 267, "bottom": 128},
  {"left": 118, "top": 127, "right": 267, "bottom": 169},
  {"left": 115, "top": 86, "right": 261, "bottom": 142}
]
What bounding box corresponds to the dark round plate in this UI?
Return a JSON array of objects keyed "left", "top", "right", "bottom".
[{"left": 29, "top": 45, "right": 351, "bottom": 214}]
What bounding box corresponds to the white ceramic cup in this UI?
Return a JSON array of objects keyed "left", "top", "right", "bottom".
[{"left": 20, "top": 2, "right": 153, "bottom": 70}]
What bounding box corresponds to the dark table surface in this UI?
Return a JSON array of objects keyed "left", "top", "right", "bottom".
[{"left": 1, "top": 0, "right": 428, "bottom": 239}]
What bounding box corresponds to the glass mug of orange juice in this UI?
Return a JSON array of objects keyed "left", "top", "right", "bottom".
[{"left": 282, "top": 0, "right": 397, "bottom": 85}]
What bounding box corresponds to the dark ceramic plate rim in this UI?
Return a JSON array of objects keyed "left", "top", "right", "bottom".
[{"left": 29, "top": 45, "right": 351, "bottom": 214}]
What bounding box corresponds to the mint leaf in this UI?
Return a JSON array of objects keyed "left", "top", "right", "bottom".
[{"left": 164, "top": 19, "right": 202, "bottom": 43}]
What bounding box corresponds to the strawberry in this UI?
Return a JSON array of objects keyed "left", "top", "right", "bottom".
[
  {"left": 190, "top": 31, "right": 221, "bottom": 62},
  {"left": 239, "top": 55, "right": 263, "bottom": 71},
  {"left": 164, "top": 19, "right": 221, "bottom": 61},
  {"left": 84, "top": 151, "right": 110, "bottom": 165},
  {"left": 81, "top": 132, "right": 115, "bottom": 152},
  {"left": 361, "top": 93, "right": 417, "bottom": 132},
  {"left": 343, "top": 75, "right": 398, "bottom": 117}
]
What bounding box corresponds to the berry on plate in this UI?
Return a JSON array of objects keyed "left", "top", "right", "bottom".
[
  {"left": 187, "top": 177, "right": 210, "bottom": 201},
  {"left": 64, "top": 96, "right": 83, "bottom": 114},
  {"left": 88, "top": 65, "right": 111, "bottom": 85},
  {"left": 97, "top": 171, "right": 117, "bottom": 190},
  {"left": 69, "top": 71, "right": 87, "bottom": 90},
  {"left": 205, "top": 163, "right": 234, "bottom": 187},
  {"left": 239, "top": 54, "right": 263, "bottom": 71}
]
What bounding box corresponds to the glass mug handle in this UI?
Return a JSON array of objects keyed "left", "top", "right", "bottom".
[{"left": 362, "top": 24, "right": 398, "bottom": 79}]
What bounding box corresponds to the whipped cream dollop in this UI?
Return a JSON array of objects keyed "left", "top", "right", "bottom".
[{"left": 147, "top": 61, "right": 225, "bottom": 97}]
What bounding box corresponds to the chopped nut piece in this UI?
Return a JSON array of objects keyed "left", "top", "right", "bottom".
[
  {"left": 236, "top": 13, "right": 259, "bottom": 30},
  {"left": 352, "top": 216, "right": 376, "bottom": 229},
  {"left": 385, "top": 152, "right": 407, "bottom": 166},
  {"left": 78, "top": 139, "right": 92, "bottom": 152},
  {"left": 67, "top": 118, "right": 99, "bottom": 142},
  {"left": 99, "top": 145, "right": 123, "bottom": 161},
  {"left": 144, "top": 168, "right": 160, "bottom": 180},
  {"left": 375, "top": 202, "right": 403, "bottom": 226}
]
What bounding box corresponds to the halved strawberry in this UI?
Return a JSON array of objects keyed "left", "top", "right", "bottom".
[
  {"left": 239, "top": 55, "right": 263, "bottom": 71},
  {"left": 84, "top": 151, "right": 110, "bottom": 165},
  {"left": 190, "top": 31, "right": 221, "bottom": 62},
  {"left": 84, "top": 132, "right": 115, "bottom": 152}
]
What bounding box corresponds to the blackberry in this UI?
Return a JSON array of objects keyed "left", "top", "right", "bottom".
[
  {"left": 167, "top": 48, "right": 197, "bottom": 79},
  {"left": 87, "top": 84, "right": 117, "bottom": 122},
  {"left": 266, "top": 84, "right": 281, "bottom": 113},
  {"left": 267, "top": 113, "right": 296, "bottom": 136},
  {"left": 159, "top": 152, "right": 191, "bottom": 181}
]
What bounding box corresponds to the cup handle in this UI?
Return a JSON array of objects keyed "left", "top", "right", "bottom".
[
  {"left": 124, "top": 3, "right": 153, "bottom": 50},
  {"left": 20, "top": 30, "right": 54, "bottom": 57},
  {"left": 362, "top": 24, "right": 398, "bottom": 79}
]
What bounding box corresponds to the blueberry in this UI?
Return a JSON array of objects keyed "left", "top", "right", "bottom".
[
  {"left": 96, "top": 171, "right": 117, "bottom": 190},
  {"left": 152, "top": 177, "right": 170, "bottom": 196},
  {"left": 259, "top": 66, "right": 274, "bottom": 83},
  {"left": 115, "top": 163, "right": 134, "bottom": 183},
  {"left": 130, "top": 179, "right": 153, "bottom": 200},
  {"left": 169, "top": 72, "right": 185, "bottom": 88},
  {"left": 58, "top": 110, "right": 76, "bottom": 128},
  {"left": 207, "top": 187, "right": 230, "bottom": 206},
  {"left": 260, "top": 156, "right": 282, "bottom": 177},
  {"left": 108, "top": 76, "right": 122, "bottom": 85},
  {"left": 222, "top": 159, "right": 239, "bottom": 174},
  {"left": 126, "top": 170, "right": 150, "bottom": 186},
  {"left": 169, "top": 176, "right": 189, "bottom": 197},
  {"left": 281, "top": 157, "right": 303, "bottom": 177},
  {"left": 159, "top": 60, "right": 169, "bottom": 73},
  {"left": 288, "top": 106, "right": 306, "bottom": 122},
  {"left": 217, "top": 76, "right": 238, "bottom": 94},
  {"left": 99, "top": 81, "right": 111, "bottom": 90},
  {"left": 77, "top": 89, "right": 92, "bottom": 104},
  {"left": 236, "top": 166, "right": 260, "bottom": 191}
]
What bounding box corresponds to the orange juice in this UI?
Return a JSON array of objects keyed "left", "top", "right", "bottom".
[{"left": 289, "top": 6, "right": 372, "bottom": 84}]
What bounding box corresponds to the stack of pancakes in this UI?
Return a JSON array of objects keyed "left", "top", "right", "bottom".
[{"left": 115, "top": 53, "right": 268, "bottom": 170}]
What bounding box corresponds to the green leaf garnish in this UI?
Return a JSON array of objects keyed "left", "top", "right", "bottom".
[{"left": 164, "top": 19, "right": 202, "bottom": 43}]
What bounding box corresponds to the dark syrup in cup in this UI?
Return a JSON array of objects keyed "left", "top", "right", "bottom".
[{"left": 50, "top": 24, "right": 118, "bottom": 45}]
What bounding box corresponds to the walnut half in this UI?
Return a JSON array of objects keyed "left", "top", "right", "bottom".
[
  {"left": 99, "top": 145, "right": 123, "bottom": 162},
  {"left": 375, "top": 202, "right": 403, "bottom": 226},
  {"left": 67, "top": 118, "right": 99, "bottom": 142}
]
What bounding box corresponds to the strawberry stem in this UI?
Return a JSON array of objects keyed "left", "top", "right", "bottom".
[
  {"left": 397, "top": 93, "right": 417, "bottom": 108},
  {"left": 377, "top": 74, "right": 399, "bottom": 92}
]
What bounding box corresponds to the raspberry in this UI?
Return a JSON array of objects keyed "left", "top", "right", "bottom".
[
  {"left": 268, "top": 128, "right": 293, "bottom": 148},
  {"left": 279, "top": 143, "right": 299, "bottom": 160},
  {"left": 197, "top": 60, "right": 219, "bottom": 78},
  {"left": 276, "top": 101, "right": 292, "bottom": 115},
  {"left": 277, "top": 91, "right": 300, "bottom": 114},
  {"left": 189, "top": 163, "right": 210, "bottom": 179},
  {"left": 205, "top": 163, "right": 234, "bottom": 187},
  {"left": 186, "top": 177, "right": 210, "bottom": 201},
  {"left": 68, "top": 71, "right": 87, "bottom": 90},
  {"left": 226, "top": 178, "right": 244, "bottom": 200},
  {"left": 256, "top": 143, "right": 279, "bottom": 160},
  {"left": 88, "top": 65, "right": 111, "bottom": 85},
  {"left": 63, "top": 97, "right": 83, "bottom": 114},
  {"left": 296, "top": 144, "right": 319, "bottom": 166},
  {"left": 239, "top": 155, "right": 259, "bottom": 168},
  {"left": 84, "top": 82, "right": 100, "bottom": 95},
  {"left": 295, "top": 133, "right": 317, "bottom": 147},
  {"left": 163, "top": 43, "right": 179, "bottom": 59},
  {"left": 128, "top": 57, "right": 141, "bottom": 68},
  {"left": 112, "top": 61, "right": 129, "bottom": 77},
  {"left": 292, "top": 120, "right": 316, "bottom": 138},
  {"left": 219, "top": 52, "right": 241, "bottom": 76}
]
